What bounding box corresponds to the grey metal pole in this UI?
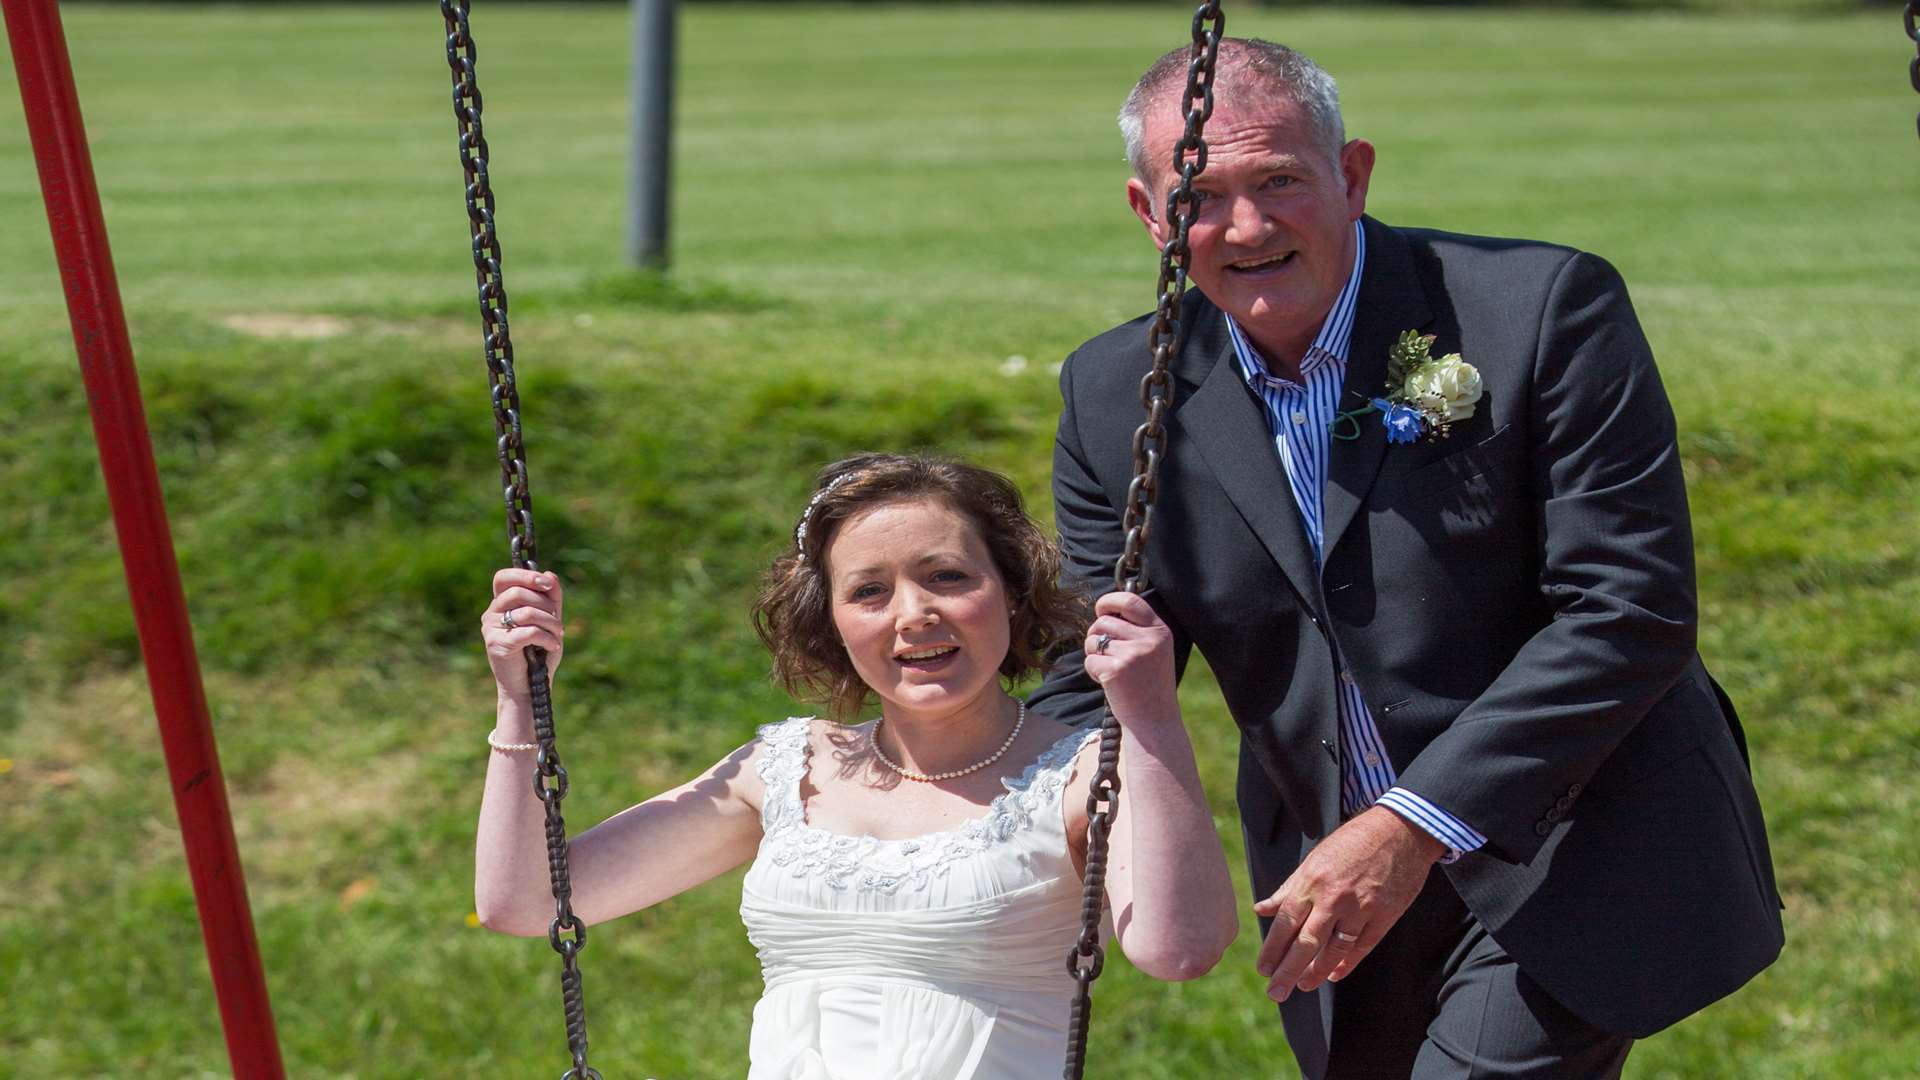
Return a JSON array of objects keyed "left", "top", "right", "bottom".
[{"left": 626, "top": 0, "right": 676, "bottom": 271}]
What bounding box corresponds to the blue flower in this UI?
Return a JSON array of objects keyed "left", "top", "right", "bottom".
[{"left": 1372, "top": 398, "right": 1425, "bottom": 444}]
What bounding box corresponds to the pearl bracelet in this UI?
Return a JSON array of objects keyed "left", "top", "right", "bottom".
[{"left": 487, "top": 730, "right": 539, "bottom": 753}]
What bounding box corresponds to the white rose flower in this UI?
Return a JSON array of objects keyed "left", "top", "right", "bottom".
[{"left": 1404, "top": 355, "right": 1483, "bottom": 421}]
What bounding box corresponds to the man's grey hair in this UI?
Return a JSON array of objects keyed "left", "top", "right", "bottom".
[{"left": 1119, "top": 38, "right": 1345, "bottom": 190}]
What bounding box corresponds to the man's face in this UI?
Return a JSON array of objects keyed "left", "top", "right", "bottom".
[{"left": 1127, "top": 91, "right": 1374, "bottom": 365}]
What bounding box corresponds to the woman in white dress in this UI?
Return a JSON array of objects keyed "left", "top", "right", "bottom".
[{"left": 475, "top": 453, "right": 1238, "bottom": 1078}]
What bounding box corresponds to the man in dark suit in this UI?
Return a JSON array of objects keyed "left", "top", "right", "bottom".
[{"left": 1030, "top": 39, "right": 1782, "bottom": 1078}]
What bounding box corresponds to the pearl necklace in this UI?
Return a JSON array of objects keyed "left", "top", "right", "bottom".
[{"left": 869, "top": 702, "right": 1026, "bottom": 783}]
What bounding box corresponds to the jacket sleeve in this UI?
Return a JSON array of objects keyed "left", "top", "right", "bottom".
[
  {"left": 1392, "top": 251, "right": 1699, "bottom": 864},
  {"left": 1028, "top": 348, "right": 1193, "bottom": 728}
]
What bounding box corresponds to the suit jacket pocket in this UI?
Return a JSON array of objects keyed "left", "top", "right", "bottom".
[
  {"left": 1585, "top": 680, "right": 1714, "bottom": 800},
  {"left": 1400, "top": 423, "right": 1515, "bottom": 502}
]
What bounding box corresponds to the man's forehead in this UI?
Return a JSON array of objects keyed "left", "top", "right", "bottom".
[
  {"left": 1169, "top": 148, "right": 1315, "bottom": 174},
  {"left": 1143, "top": 110, "right": 1322, "bottom": 175}
]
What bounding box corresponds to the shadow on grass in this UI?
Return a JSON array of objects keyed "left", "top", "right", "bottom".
[{"left": 518, "top": 271, "right": 780, "bottom": 316}]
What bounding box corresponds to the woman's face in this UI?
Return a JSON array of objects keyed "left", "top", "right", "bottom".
[{"left": 823, "top": 498, "right": 1012, "bottom": 723}]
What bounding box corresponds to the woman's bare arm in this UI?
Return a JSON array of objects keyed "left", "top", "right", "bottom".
[
  {"left": 473, "top": 568, "right": 765, "bottom": 936},
  {"left": 475, "top": 718, "right": 765, "bottom": 936},
  {"left": 1067, "top": 591, "right": 1238, "bottom": 981}
]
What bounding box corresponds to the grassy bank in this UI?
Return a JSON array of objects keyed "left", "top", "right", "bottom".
[{"left": 3, "top": 5, "right": 1914, "bottom": 1076}]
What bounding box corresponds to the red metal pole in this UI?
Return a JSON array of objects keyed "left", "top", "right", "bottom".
[{"left": 3, "top": 1, "right": 286, "bottom": 1075}]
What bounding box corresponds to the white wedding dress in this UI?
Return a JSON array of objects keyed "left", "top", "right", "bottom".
[{"left": 740, "top": 716, "right": 1104, "bottom": 1080}]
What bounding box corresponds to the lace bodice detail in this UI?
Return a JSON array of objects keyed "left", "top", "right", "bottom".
[
  {"left": 751, "top": 716, "right": 1094, "bottom": 895},
  {"left": 740, "top": 716, "right": 1106, "bottom": 1078}
]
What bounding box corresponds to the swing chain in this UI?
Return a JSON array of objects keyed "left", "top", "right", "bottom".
[
  {"left": 1064, "top": 4, "right": 1223, "bottom": 1078},
  {"left": 440, "top": 0, "right": 536, "bottom": 573},
  {"left": 440, "top": 3, "right": 601, "bottom": 1078},
  {"left": 1906, "top": 0, "right": 1920, "bottom": 138}
]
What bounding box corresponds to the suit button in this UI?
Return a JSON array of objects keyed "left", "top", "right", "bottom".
[
  {"left": 1534, "top": 821, "right": 1553, "bottom": 837},
  {"left": 1545, "top": 808, "right": 1564, "bottom": 823},
  {"left": 1568, "top": 783, "right": 1582, "bottom": 796},
  {"left": 1555, "top": 796, "right": 1575, "bottom": 811}
]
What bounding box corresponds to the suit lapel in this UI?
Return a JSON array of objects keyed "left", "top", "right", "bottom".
[
  {"left": 1174, "top": 330, "right": 1324, "bottom": 616},
  {"left": 1321, "top": 219, "right": 1435, "bottom": 560}
]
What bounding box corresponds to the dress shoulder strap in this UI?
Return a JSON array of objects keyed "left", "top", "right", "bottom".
[
  {"left": 1022, "top": 723, "right": 1101, "bottom": 787},
  {"left": 986, "top": 723, "right": 1101, "bottom": 836},
  {"left": 753, "top": 716, "right": 814, "bottom": 835}
]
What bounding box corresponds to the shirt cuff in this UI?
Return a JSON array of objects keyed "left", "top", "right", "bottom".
[{"left": 1375, "top": 788, "right": 1487, "bottom": 865}]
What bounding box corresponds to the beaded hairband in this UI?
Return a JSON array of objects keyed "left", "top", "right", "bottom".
[{"left": 792, "top": 471, "right": 858, "bottom": 552}]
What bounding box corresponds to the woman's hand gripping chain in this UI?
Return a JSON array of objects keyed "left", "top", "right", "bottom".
[{"left": 481, "top": 568, "right": 566, "bottom": 700}]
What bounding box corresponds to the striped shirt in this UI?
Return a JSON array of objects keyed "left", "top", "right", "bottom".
[{"left": 1226, "top": 220, "right": 1487, "bottom": 859}]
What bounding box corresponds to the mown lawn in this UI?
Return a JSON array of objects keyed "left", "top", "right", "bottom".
[{"left": 3, "top": 4, "right": 1914, "bottom": 1077}]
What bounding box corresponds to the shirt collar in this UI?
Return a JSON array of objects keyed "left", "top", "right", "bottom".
[{"left": 1228, "top": 219, "right": 1367, "bottom": 391}]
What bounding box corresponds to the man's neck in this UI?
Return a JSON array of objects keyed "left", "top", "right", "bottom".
[{"left": 1240, "top": 324, "right": 1315, "bottom": 386}]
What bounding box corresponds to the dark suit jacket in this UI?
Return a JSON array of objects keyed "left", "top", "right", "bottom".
[{"left": 1030, "top": 216, "right": 1783, "bottom": 1042}]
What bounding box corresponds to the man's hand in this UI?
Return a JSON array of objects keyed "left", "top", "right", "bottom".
[{"left": 1253, "top": 806, "right": 1445, "bottom": 1001}]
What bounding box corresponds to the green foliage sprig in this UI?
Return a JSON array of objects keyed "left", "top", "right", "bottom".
[{"left": 1386, "top": 329, "right": 1438, "bottom": 392}]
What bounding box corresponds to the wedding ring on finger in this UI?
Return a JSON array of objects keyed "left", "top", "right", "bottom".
[
  {"left": 1094, "top": 633, "right": 1113, "bottom": 655},
  {"left": 1332, "top": 929, "right": 1360, "bottom": 944},
  {"left": 499, "top": 609, "right": 517, "bottom": 631}
]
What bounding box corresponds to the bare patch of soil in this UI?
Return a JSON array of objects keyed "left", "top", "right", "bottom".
[{"left": 220, "top": 313, "right": 351, "bottom": 340}]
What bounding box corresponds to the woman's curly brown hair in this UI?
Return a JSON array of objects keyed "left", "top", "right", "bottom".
[{"left": 753, "top": 453, "right": 1089, "bottom": 722}]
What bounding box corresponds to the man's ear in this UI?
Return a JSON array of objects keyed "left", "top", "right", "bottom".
[
  {"left": 1339, "top": 138, "right": 1376, "bottom": 221},
  {"left": 1126, "top": 177, "right": 1169, "bottom": 249}
]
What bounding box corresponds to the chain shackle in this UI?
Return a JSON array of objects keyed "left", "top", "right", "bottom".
[{"left": 440, "top": 2, "right": 598, "bottom": 1075}]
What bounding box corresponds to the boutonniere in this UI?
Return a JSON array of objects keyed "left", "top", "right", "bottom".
[{"left": 1332, "top": 330, "right": 1485, "bottom": 443}]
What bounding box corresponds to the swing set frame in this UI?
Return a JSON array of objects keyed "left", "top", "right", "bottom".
[
  {"left": 4, "top": 0, "right": 1231, "bottom": 1074},
  {"left": 3, "top": 0, "right": 284, "bottom": 1074}
]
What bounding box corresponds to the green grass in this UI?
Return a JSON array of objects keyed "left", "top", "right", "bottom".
[{"left": 3, "top": 4, "right": 1915, "bottom": 1076}]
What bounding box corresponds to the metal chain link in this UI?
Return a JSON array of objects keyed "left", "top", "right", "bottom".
[
  {"left": 1063, "top": 4, "right": 1223, "bottom": 1077},
  {"left": 439, "top": 3, "right": 603, "bottom": 1077},
  {"left": 1907, "top": 0, "right": 1920, "bottom": 138}
]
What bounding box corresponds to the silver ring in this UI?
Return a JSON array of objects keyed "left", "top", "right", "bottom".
[
  {"left": 1332, "top": 929, "right": 1360, "bottom": 944},
  {"left": 500, "top": 610, "right": 517, "bottom": 631},
  {"left": 1094, "top": 634, "right": 1112, "bottom": 655}
]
